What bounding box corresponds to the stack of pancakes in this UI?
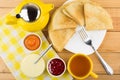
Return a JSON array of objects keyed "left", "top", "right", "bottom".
[{"left": 48, "top": 0, "right": 113, "bottom": 52}]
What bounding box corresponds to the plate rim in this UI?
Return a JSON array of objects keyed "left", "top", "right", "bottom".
[
  {"left": 63, "top": 0, "right": 107, "bottom": 55},
  {"left": 64, "top": 28, "right": 106, "bottom": 55}
]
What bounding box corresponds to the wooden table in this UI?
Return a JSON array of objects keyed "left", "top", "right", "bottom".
[{"left": 0, "top": 0, "right": 120, "bottom": 80}]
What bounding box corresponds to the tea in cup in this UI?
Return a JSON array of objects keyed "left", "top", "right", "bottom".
[{"left": 67, "top": 54, "right": 98, "bottom": 79}]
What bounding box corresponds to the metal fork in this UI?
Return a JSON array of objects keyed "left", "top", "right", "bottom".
[{"left": 77, "top": 26, "right": 113, "bottom": 75}]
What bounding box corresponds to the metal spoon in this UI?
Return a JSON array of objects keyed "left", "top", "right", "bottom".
[{"left": 34, "top": 44, "right": 52, "bottom": 64}]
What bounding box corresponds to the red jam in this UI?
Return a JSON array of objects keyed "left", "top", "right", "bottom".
[{"left": 48, "top": 58, "right": 65, "bottom": 76}]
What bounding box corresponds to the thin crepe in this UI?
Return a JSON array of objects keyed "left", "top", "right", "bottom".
[
  {"left": 48, "top": 5, "right": 76, "bottom": 52},
  {"left": 49, "top": 27, "right": 75, "bottom": 52},
  {"left": 62, "top": 0, "right": 91, "bottom": 26},
  {"left": 62, "top": 0, "right": 113, "bottom": 30},
  {"left": 51, "top": 3, "right": 77, "bottom": 30},
  {"left": 48, "top": 0, "right": 113, "bottom": 52},
  {"left": 84, "top": 2, "right": 113, "bottom": 30}
]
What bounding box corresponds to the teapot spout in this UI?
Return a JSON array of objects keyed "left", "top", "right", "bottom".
[
  {"left": 5, "top": 10, "right": 18, "bottom": 25},
  {"left": 5, "top": 14, "right": 18, "bottom": 25}
]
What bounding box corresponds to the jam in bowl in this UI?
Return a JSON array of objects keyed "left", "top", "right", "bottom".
[{"left": 47, "top": 58, "right": 66, "bottom": 77}]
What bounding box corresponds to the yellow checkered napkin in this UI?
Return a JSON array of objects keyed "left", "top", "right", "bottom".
[{"left": 0, "top": 19, "right": 73, "bottom": 80}]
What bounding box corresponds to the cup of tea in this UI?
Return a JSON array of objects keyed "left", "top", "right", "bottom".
[
  {"left": 67, "top": 54, "right": 98, "bottom": 79},
  {"left": 47, "top": 58, "right": 66, "bottom": 77}
]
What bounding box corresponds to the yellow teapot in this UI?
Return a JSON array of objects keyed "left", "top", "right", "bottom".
[{"left": 5, "top": 0, "right": 54, "bottom": 32}]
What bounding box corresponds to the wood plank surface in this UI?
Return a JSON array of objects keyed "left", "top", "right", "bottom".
[
  {"left": 0, "top": 0, "right": 120, "bottom": 8},
  {"left": 0, "top": 58, "right": 10, "bottom": 73},
  {"left": 0, "top": 73, "right": 15, "bottom": 80},
  {"left": 99, "top": 32, "right": 120, "bottom": 52},
  {"left": 0, "top": 0, "right": 120, "bottom": 80},
  {"left": 0, "top": 73, "right": 120, "bottom": 80}
]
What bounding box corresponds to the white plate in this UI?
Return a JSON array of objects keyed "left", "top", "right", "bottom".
[
  {"left": 64, "top": 0, "right": 107, "bottom": 55},
  {"left": 63, "top": 0, "right": 106, "bottom": 55},
  {"left": 65, "top": 26, "right": 106, "bottom": 55}
]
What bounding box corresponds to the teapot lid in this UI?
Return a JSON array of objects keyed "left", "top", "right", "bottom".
[{"left": 16, "top": 3, "right": 41, "bottom": 22}]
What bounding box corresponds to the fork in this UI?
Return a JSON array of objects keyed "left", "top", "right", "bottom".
[{"left": 77, "top": 26, "right": 113, "bottom": 75}]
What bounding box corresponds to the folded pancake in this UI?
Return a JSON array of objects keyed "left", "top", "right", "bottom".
[
  {"left": 51, "top": 3, "right": 77, "bottom": 30},
  {"left": 62, "top": 2, "right": 85, "bottom": 26},
  {"left": 48, "top": 0, "right": 113, "bottom": 52},
  {"left": 62, "top": 0, "right": 91, "bottom": 26},
  {"left": 84, "top": 2, "right": 113, "bottom": 30},
  {"left": 49, "top": 26, "right": 75, "bottom": 52},
  {"left": 48, "top": 5, "right": 77, "bottom": 52}
]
